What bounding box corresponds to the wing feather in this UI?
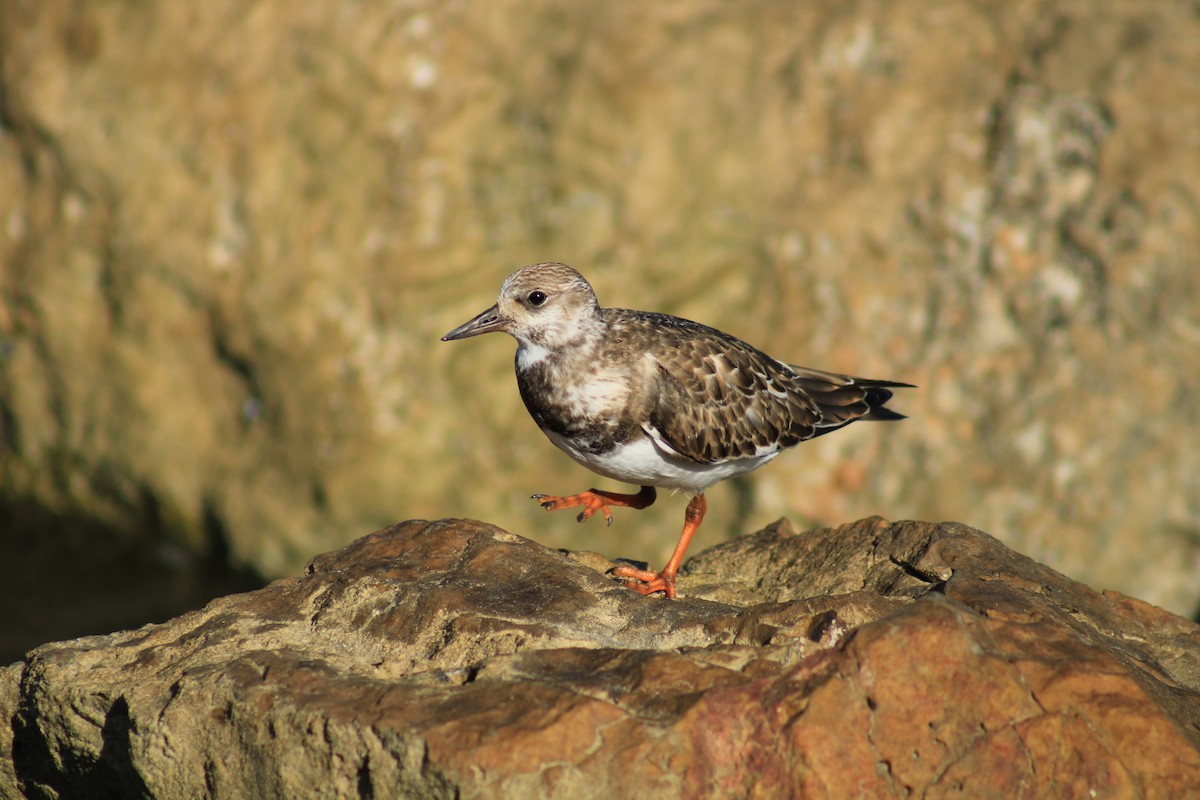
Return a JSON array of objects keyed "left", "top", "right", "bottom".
[{"left": 601, "top": 309, "right": 911, "bottom": 465}]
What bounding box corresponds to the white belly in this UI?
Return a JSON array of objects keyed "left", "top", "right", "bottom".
[{"left": 543, "top": 428, "right": 778, "bottom": 494}]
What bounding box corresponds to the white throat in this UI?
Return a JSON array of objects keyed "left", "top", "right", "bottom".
[{"left": 516, "top": 340, "right": 553, "bottom": 369}]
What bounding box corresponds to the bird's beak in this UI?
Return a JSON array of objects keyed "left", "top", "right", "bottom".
[{"left": 441, "top": 304, "right": 510, "bottom": 341}]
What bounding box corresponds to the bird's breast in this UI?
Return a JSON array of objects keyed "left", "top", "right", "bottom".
[{"left": 515, "top": 360, "right": 641, "bottom": 456}]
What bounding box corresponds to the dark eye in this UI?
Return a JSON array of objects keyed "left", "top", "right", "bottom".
[{"left": 527, "top": 290, "right": 547, "bottom": 307}]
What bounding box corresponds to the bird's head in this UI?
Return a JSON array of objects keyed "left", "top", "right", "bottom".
[{"left": 441, "top": 262, "right": 603, "bottom": 352}]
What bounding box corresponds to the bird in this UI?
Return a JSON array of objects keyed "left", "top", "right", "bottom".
[{"left": 441, "top": 262, "right": 913, "bottom": 598}]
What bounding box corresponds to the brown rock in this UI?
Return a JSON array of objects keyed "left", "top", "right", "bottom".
[
  {"left": 3, "top": 1, "right": 1200, "bottom": 667},
  {"left": 4, "top": 517, "right": 1199, "bottom": 798}
]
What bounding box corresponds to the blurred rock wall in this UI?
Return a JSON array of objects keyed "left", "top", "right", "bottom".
[{"left": 1, "top": 0, "right": 1198, "bottom": 631}]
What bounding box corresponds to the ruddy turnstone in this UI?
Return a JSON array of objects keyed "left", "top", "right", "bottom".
[{"left": 442, "top": 262, "right": 913, "bottom": 598}]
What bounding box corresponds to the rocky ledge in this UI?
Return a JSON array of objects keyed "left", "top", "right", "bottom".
[{"left": 3, "top": 517, "right": 1200, "bottom": 798}]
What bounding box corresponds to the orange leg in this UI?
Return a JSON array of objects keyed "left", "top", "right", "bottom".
[
  {"left": 611, "top": 493, "right": 706, "bottom": 599},
  {"left": 531, "top": 485, "right": 656, "bottom": 526}
]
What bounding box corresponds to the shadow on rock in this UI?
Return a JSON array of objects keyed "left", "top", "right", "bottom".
[{"left": 0, "top": 499, "right": 264, "bottom": 664}]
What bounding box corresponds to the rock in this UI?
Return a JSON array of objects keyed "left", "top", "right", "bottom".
[
  {"left": 3, "top": 0, "right": 1200, "bottom": 667},
  {"left": 4, "top": 517, "right": 1199, "bottom": 798}
]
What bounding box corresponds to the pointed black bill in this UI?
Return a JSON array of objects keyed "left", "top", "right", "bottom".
[{"left": 441, "top": 304, "right": 509, "bottom": 341}]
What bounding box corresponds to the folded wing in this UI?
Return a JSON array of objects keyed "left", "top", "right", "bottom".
[{"left": 629, "top": 314, "right": 910, "bottom": 464}]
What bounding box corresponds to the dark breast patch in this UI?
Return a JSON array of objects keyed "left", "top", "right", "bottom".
[{"left": 516, "top": 359, "right": 640, "bottom": 455}]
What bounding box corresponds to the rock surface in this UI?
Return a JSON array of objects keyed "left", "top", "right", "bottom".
[
  {"left": 3, "top": 0, "right": 1200, "bottom": 665},
  {"left": 4, "top": 517, "right": 1200, "bottom": 798}
]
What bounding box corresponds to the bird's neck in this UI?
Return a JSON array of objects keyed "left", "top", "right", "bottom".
[{"left": 514, "top": 313, "right": 606, "bottom": 373}]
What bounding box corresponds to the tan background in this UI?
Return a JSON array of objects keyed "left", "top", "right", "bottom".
[{"left": 1, "top": 0, "right": 1198, "bottom": 653}]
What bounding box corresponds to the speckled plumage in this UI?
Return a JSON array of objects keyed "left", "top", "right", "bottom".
[{"left": 442, "top": 262, "right": 913, "bottom": 597}]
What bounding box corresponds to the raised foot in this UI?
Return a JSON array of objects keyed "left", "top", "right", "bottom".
[
  {"left": 530, "top": 486, "right": 656, "bottom": 527},
  {"left": 610, "top": 565, "right": 676, "bottom": 599},
  {"left": 531, "top": 491, "right": 614, "bottom": 526}
]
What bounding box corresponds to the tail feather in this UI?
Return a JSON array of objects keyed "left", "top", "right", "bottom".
[
  {"left": 786, "top": 367, "right": 914, "bottom": 435},
  {"left": 861, "top": 384, "right": 909, "bottom": 421}
]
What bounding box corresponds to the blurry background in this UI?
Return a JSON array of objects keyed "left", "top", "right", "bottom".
[{"left": 2, "top": 0, "right": 1198, "bottom": 662}]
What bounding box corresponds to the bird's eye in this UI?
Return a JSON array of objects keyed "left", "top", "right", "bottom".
[{"left": 527, "top": 290, "right": 547, "bottom": 307}]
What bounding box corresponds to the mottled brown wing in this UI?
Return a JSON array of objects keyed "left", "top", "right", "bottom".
[
  {"left": 606, "top": 311, "right": 816, "bottom": 464},
  {"left": 606, "top": 310, "right": 910, "bottom": 465}
]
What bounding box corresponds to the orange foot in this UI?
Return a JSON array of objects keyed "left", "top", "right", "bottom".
[
  {"left": 609, "top": 493, "right": 708, "bottom": 600},
  {"left": 610, "top": 565, "right": 677, "bottom": 598},
  {"left": 531, "top": 486, "right": 656, "bottom": 526}
]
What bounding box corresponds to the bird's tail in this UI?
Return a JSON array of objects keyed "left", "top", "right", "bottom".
[
  {"left": 860, "top": 382, "right": 910, "bottom": 421},
  {"left": 785, "top": 365, "right": 914, "bottom": 432}
]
